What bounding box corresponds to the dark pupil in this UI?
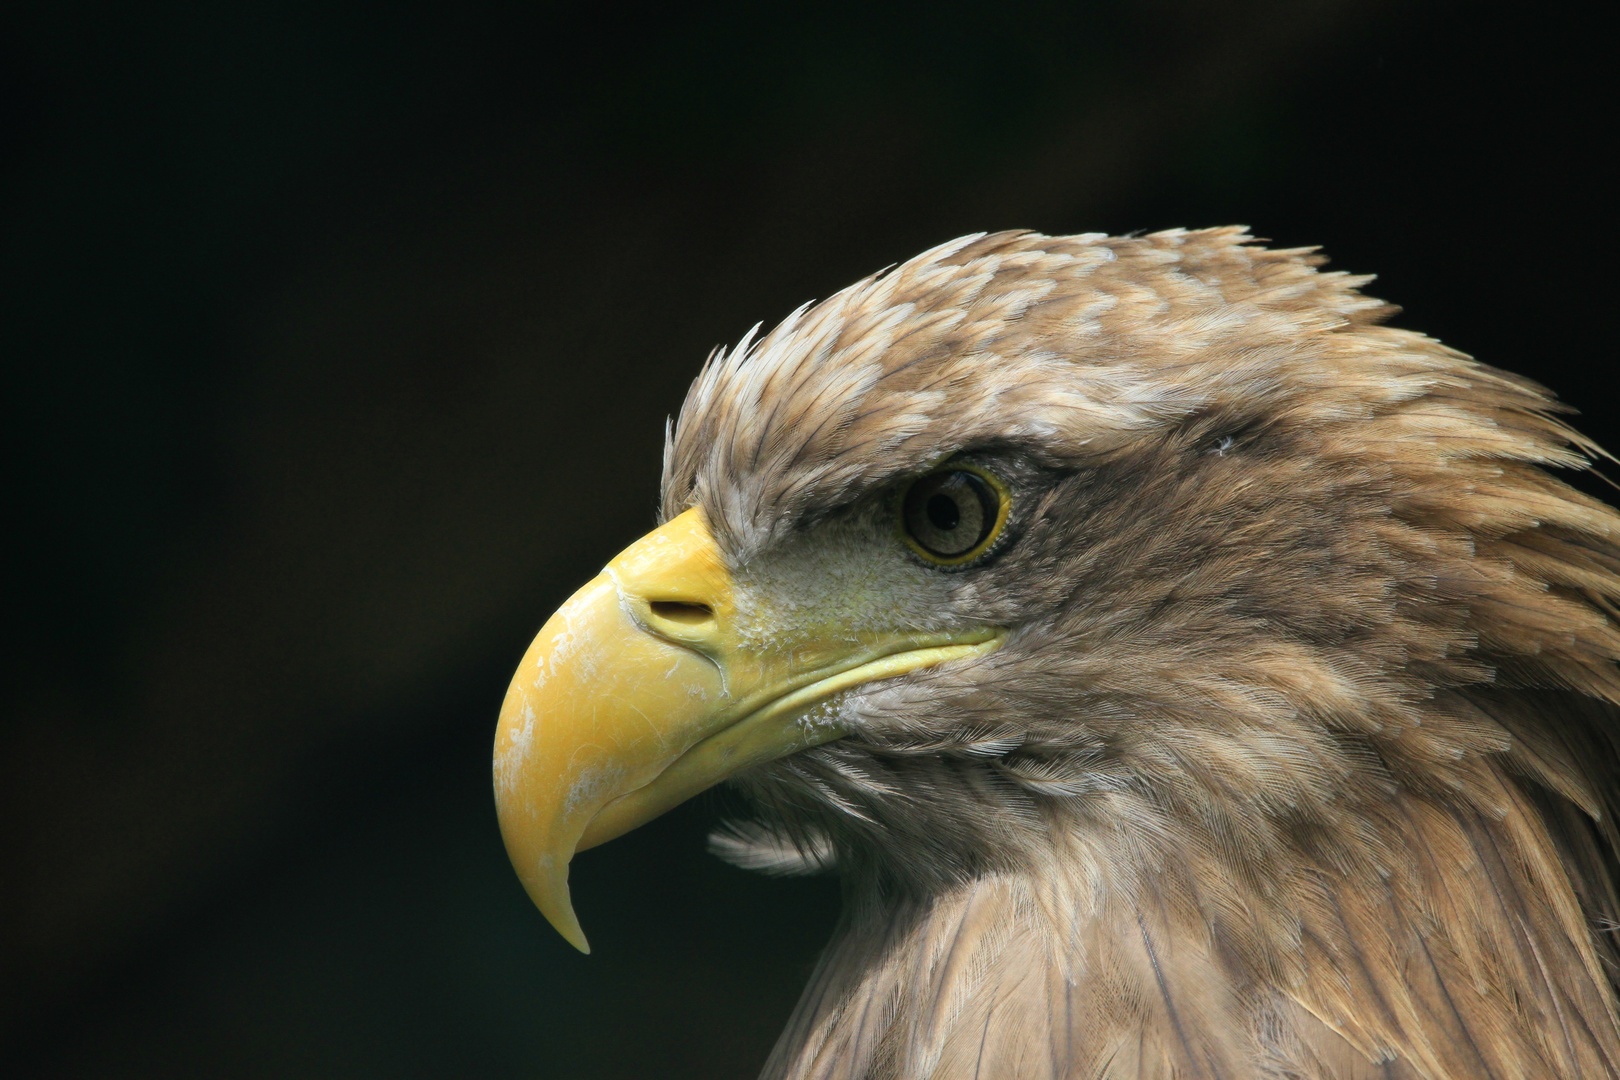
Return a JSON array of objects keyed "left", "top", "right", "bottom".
[{"left": 926, "top": 493, "right": 960, "bottom": 531}]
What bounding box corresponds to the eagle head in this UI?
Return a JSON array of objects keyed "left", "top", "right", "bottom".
[{"left": 494, "top": 229, "right": 1620, "bottom": 1078}]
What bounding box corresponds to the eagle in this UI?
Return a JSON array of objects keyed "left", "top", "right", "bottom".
[{"left": 492, "top": 228, "right": 1620, "bottom": 1078}]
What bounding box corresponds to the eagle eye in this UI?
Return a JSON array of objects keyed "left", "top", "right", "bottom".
[{"left": 899, "top": 465, "right": 1010, "bottom": 565}]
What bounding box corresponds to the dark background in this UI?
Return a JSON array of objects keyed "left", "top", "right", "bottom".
[{"left": 1, "top": 2, "right": 1611, "bottom": 1076}]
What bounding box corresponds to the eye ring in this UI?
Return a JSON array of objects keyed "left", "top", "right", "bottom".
[{"left": 897, "top": 463, "right": 1011, "bottom": 566}]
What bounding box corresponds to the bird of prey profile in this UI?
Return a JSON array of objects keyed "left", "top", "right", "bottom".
[{"left": 493, "top": 228, "right": 1620, "bottom": 1078}]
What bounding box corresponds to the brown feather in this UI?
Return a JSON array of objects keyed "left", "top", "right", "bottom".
[{"left": 663, "top": 229, "right": 1620, "bottom": 1078}]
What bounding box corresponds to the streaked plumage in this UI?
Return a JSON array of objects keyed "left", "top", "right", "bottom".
[{"left": 653, "top": 229, "right": 1620, "bottom": 1078}]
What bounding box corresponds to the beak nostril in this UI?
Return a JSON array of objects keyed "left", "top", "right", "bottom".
[{"left": 648, "top": 600, "right": 714, "bottom": 626}]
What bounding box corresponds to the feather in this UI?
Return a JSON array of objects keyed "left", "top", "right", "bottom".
[{"left": 662, "top": 229, "right": 1620, "bottom": 1078}]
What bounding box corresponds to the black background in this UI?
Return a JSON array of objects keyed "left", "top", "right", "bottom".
[{"left": 2, "top": 2, "right": 1612, "bottom": 1077}]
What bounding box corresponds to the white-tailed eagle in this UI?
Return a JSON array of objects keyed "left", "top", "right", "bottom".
[{"left": 494, "top": 229, "right": 1620, "bottom": 1078}]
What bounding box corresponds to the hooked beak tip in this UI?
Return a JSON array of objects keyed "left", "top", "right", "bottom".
[{"left": 530, "top": 857, "right": 592, "bottom": 954}]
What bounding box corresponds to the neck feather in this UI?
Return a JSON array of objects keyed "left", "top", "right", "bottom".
[{"left": 759, "top": 748, "right": 1620, "bottom": 1080}]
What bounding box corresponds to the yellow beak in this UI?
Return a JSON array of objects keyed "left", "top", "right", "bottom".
[{"left": 492, "top": 508, "right": 1002, "bottom": 951}]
